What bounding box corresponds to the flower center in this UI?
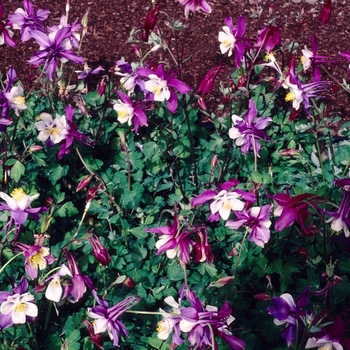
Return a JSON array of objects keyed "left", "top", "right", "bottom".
[
  {"left": 156, "top": 320, "right": 166, "bottom": 333},
  {"left": 11, "top": 96, "right": 25, "bottom": 106},
  {"left": 50, "top": 126, "right": 60, "bottom": 135},
  {"left": 300, "top": 56, "right": 307, "bottom": 65},
  {"left": 29, "top": 251, "right": 46, "bottom": 269},
  {"left": 285, "top": 92, "right": 295, "bottom": 102},
  {"left": 118, "top": 108, "right": 129, "bottom": 119},
  {"left": 223, "top": 200, "right": 232, "bottom": 211},
  {"left": 14, "top": 302, "right": 27, "bottom": 313},
  {"left": 11, "top": 188, "right": 26, "bottom": 200}
]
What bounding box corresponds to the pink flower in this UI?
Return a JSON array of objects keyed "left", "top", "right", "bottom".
[{"left": 177, "top": 0, "right": 212, "bottom": 18}]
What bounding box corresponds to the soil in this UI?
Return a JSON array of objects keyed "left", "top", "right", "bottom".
[{"left": 1, "top": 0, "right": 350, "bottom": 125}]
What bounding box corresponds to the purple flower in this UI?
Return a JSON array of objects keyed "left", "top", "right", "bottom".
[
  {"left": 86, "top": 232, "right": 111, "bottom": 267},
  {"left": 0, "top": 3, "right": 16, "bottom": 47},
  {"left": 271, "top": 189, "right": 323, "bottom": 234},
  {"left": 76, "top": 63, "right": 104, "bottom": 80},
  {"left": 327, "top": 178, "right": 350, "bottom": 237},
  {"left": 218, "top": 16, "right": 249, "bottom": 68},
  {"left": 177, "top": 0, "right": 212, "bottom": 18},
  {"left": 137, "top": 64, "right": 191, "bottom": 113},
  {"left": 228, "top": 99, "right": 271, "bottom": 157},
  {"left": 226, "top": 204, "right": 272, "bottom": 248},
  {"left": 115, "top": 60, "right": 144, "bottom": 96},
  {"left": 267, "top": 288, "right": 310, "bottom": 347},
  {"left": 35, "top": 105, "right": 92, "bottom": 158},
  {"left": 9, "top": 0, "right": 49, "bottom": 42},
  {"left": 193, "top": 227, "right": 214, "bottom": 263},
  {"left": 157, "top": 296, "right": 183, "bottom": 346},
  {"left": 83, "top": 320, "right": 104, "bottom": 349},
  {"left": 113, "top": 91, "right": 148, "bottom": 134},
  {"left": 0, "top": 278, "right": 37, "bottom": 329},
  {"left": 88, "top": 291, "right": 141, "bottom": 347},
  {"left": 17, "top": 242, "right": 55, "bottom": 279},
  {"left": 28, "top": 27, "right": 84, "bottom": 80},
  {"left": 179, "top": 289, "right": 245, "bottom": 349},
  {"left": 255, "top": 25, "right": 281, "bottom": 52},
  {"left": 0, "top": 188, "right": 46, "bottom": 240},
  {"left": 197, "top": 64, "right": 222, "bottom": 96},
  {"left": 146, "top": 205, "right": 193, "bottom": 264},
  {"left": 191, "top": 179, "right": 256, "bottom": 222}
]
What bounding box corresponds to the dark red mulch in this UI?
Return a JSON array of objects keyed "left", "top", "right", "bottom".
[{"left": 1, "top": 0, "right": 350, "bottom": 126}]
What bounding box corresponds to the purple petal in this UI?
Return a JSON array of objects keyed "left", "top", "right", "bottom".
[
  {"left": 168, "top": 78, "right": 191, "bottom": 94},
  {"left": 191, "top": 190, "right": 217, "bottom": 206}
]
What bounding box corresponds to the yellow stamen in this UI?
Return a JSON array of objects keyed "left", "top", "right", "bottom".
[
  {"left": 222, "top": 39, "right": 231, "bottom": 48},
  {"left": 50, "top": 126, "right": 60, "bottom": 135},
  {"left": 11, "top": 188, "right": 26, "bottom": 201},
  {"left": 14, "top": 303, "right": 27, "bottom": 313},
  {"left": 29, "top": 251, "right": 46, "bottom": 270},
  {"left": 11, "top": 96, "right": 25, "bottom": 106},
  {"left": 118, "top": 109, "right": 129, "bottom": 119},
  {"left": 300, "top": 56, "right": 307, "bottom": 65},
  {"left": 223, "top": 200, "right": 232, "bottom": 211},
  {"left": 152, "top": 84, "right": 163, "bottom": 96},
  {"left": 285, "top": 92, "right": 295, "bottom": 102},
  {"left": 156, "top": 321, "right": 166, "bottom": 333}
]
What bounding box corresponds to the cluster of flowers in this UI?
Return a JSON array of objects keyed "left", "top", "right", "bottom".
[{"left": 157, "top": 288, "right": 245, "bottom": 349}]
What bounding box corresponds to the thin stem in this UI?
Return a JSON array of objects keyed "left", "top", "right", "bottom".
[
  {"left": 180, "top": 260, "right": 188, "bottom": 290},
  {"left": 207, "top": 323, "right": 216, "bottom": 350},
  {"left": 314, "top": 130, "right": 325, "bottom": 182},
  {"left": 233, "top": 230, "right": 249, "bottom": 278},
  {"left": 252, "top": 134, "right": 258, "bottom": 172},
  {"left": 0, "top": 252, "right": 23, "bottom": 275},
  {"left": 43, "top": 301, "right": 52, "bottom": 336}
]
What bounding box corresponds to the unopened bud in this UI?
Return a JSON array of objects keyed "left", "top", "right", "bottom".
[
  {"left": 98, "top": 77, "right": 106, "bottom": 96},
  {"left": 208, "top": 276, "right": 234, "bottom": 288},
  {"left": 198, "top": 97, "right": 207, "bottom": 110},
  {"left": 29, "top": 145, "right": 43, "bottom": 153},
  {"left": 238, "top": 75, "right": 247, "bottom": 88},
  {"left": 77, "top": 175, "right": 93, "bottom": 192},
  {"left": 296, "top": 247, "right": 310, "bottom": 258},
  {"left": 131, "top": 44, "right": 141, "bottom": 58},
  {"left": 87, "top": 184, "right": 103, "bottom": 202},
  {"left": 253, "top": 293, "right": 271, "bottom": 301},
  {"left": 123, "top": 276, "right": 137, "bottom": 288},
  {"left": 211, "top": 154, "right": 218, "bottom": 169},
  {"left": 279, "top": 148, "right": 301, "bottom": 157},
  {"left": 44, "top": 197, "right": 55, "bottom": 208},
  {"left": 34, "top": 283, "right": 46, "bottom": 293}
]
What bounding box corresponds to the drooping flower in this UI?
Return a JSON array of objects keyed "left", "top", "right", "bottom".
[
  {"left": 0, "top": 3, "right": 16, "bottom": 47},
  {"left": 45, "top": 264, "right": 72, "bottom": 303},
  {"left": 177, "top": 0, "right": 212, "bottom": 18},
  {"left": 226, "top": 204, "right": 273, "bottom": 248},
  {"left": 218, "top": 16, "right": 249, "bottom": 68},
  {"left": 193, "top": 227, "right": 214, "bottom": 263},
  {"left": 115, "top": 60, "right": 144, "bottom": 96},
  {"left": 86, "top": 232, "right": 111, "bottom": 267},
  {"left": 191, "top": 179, "right": 255, "bottom": 222},
  {"left": 17, "top": 242, "right": 55, "bottom": 280},
  {"left": 146, "top": 205, "right": 193, "bottom": 264},
  {"left": 28, "top": 27, "right": 84, "bottom": 80},
  {"left": 0, "top": 188, "right": 46, "bottom": 240},
  {"left": 228, "top": 99, "right": 271, "bottom": 157},
  {"left": 255, "top": 25, "right": 281, "bottom": 53},
  {"left": 87, "top": 290, "right": 141, "bottom": 347},
  {"left": 271, "top": 188, "right": 323, "bottom": 235},
  {"left": 83, "top": 320, "right": 104, "bottom": 349},
  {"left": 179, "top": 289, "right": 245, "bottom": 349},
  {"left": 4, "top": 85, "right": 27, "bottom": 116},
  {"left": 113, "top": 91, "right": 148, "bottom": 134},
  {"left": 267, "top": 288, "right": 310, "bottom": 347},
  {"left": 327, "top": 178, "right": 350, "bottom": 237},
  {"left": 0, "top": 278, "right": 37, "bottom": 329},
  {"left": 9, "top": 0, "right": 49, "bottom": 41},
  {"left": 137, "top": 64, "right": 191, "bottom": 113},
  {"left": 318, "top": 0, "right": 331, "bottom": 25}
]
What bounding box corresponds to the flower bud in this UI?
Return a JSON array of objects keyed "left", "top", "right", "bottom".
[
  {"left": 76, "top": 175, "right": 93, "bottom": 192},
  {"left": 208, "top": 276, "right": 234, "bottom": 288},
  {"left": 238, "top": 75, "right": 247, "bottom": 88},
  {"left": 86, "top": 232, "right": 111, "bottom": 267},
  {"left": 198, "top": 97, "right": 207, "bottom": 110},
  {"left": 197, "top": 65, "right": 222, "bottom": 96},
  {"left": 319, "top": 0, "right": 331, "bottom": 25},
  {"left": 83, "top": 320, "right": 104, "bottom": 349},
  {"left": 211, "top": 154, "right": 218, "bottom": 169},
  {"left": 44, "top": 197, "right": 55, "bottom": 208},
  {"left": 97, "top": 77, "right": 107, "bottom": 96},
  {"left": 296, "top": 247, "right": 310, "bottom": 258},
  {"left": 253, "top": 293, "right": 271, "bottom": 301},
  {"left": 123, "top": 276, "right": 137, "bottom": 288},
  {"left": 29, "top": 145, "right": 43, "bottom": 153},
  {"left": 279, "top": 148, "right": 301, "bottom": 157}
]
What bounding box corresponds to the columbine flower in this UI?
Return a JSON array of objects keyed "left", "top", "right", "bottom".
[
  {"left": 226, "top": 204, "right": 272, "bottom": 248},
  {"left": 191, "top": 179, "right": 256, "bottom": 222},
  {"left": 255, "top": 25, "right": 281, "bottom": 52},
  {"left": 137, "top": 64, "right": 191, "bottom": 113},
  {"left": 0, "top": 278, "right": 37, "bottom": 329},
  {"left": 271, "top": 188, "right": 323, "bottom": 235},
  {"left": 193, "top": 227, "right": 214, "bottom": 263},
  {"left": 86, "top": 232, "right": 111, "bottom": 267},
  {"left": 115, "top": 60, "right": 143, "bottom": 96},
  {"left": 229, "top": 99, "right": 271, "bottom": 157},
  {"left": 177, "top": 0, "right": 212, "bottom": 18},
  {"left": 35, "top": 105, "right": 92, "bottom": 158},
  {"left": 0, "top": 3, "right": 16, "bottom": 47},
  {"left": 45, "top": 264, "right": 72, "bottom": 303},
  {"left": 17, "top": 243, "right": 55, "bottom": 280},
  {"left": 319, "top": 0, "right": 331, "bottom": 25},
  {"left": 88, "top": 291, "right": 141, "bottom": 347},
  {"left": 35, "top": 112, "right": 69, "bottom": 145},
  {"left": 76, "top": 62, "right": 104, "bottom": 80},
  {"left": 267, "top": 288, "right": 310, "bottom": 347},
  {"left": 9, "top": 0, "right": 49, "bottom": 41},
  {"left": 218, "top": 16, "right": 248, "bottom": 68},
  {"left": 0, "top": 188, "right": 46, "bottom": 240},
  {"left": 327, "top": 178, "right": 350, "bottom": 237},
  {"left": 28, "top": 27, "right": 84, "bottom": 80},
  {"left": 180, "top": 289, "right": 245, "bottom": 350},
  {"left": 142, "top": 3, "right": 162, "bottom": 41},
  {"left": 83, "top": 320, "right": 104, "bottom": 349},
  {"left": 113, "top": 91, "right": 147, "bottom": 134},
  {"left": 157, "top": 296, "right": 183, "bottom": 346},
  {"left": 4, "top": 85, "right": 27, "bottom": 116},
  {"left": 146, "top": 205, "right": 193, "bottom": 264},
  {"left": 197, "top": 64, "right": 222, "bottom": 96}
]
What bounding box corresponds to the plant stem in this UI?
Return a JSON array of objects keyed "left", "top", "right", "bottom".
[{"left": 0, "top": 252, "right": 23, "bottom": 275}]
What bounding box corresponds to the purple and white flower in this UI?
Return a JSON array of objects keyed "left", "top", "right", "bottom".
[
  {"left": 0, "top": 3, "right": 16, "bottom": 47},
  {"left": 177, "top": 0, "right": 212, "bottom": 18}
]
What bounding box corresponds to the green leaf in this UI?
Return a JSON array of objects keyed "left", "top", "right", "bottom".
[
  {"left": 49, "top": 165, "right": 69, "bottom": 185},
  {"left": 10, "top": 161, "right": 25, "bottom": 182},
  {"left": 57, "top": 202, "right": 78, "bottom": 217}
]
